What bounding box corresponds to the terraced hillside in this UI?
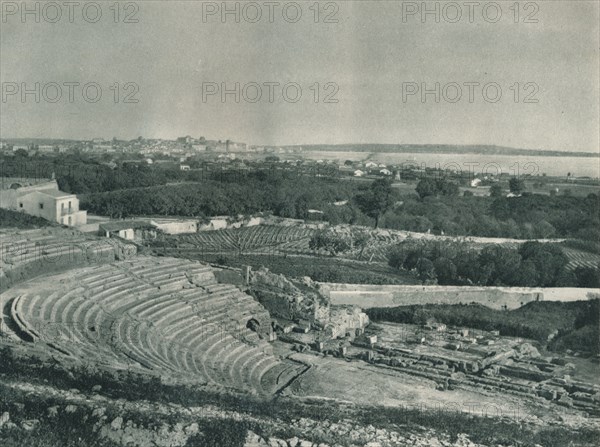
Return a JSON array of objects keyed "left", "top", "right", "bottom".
[
  {"left": 170, "top": 225, "right": 316, "bottom": 256},
  {"left": 155, "top": 223, "right": 580, "bottom": 265},
  {"left": 562, "top": 247, "right": 600, "bottom": 271},
  {"left": 0, "top": 256, "right": 303, "bottom": 396},
  {"left": 156, "top": 224, "right": 409, "bottom": 262}
]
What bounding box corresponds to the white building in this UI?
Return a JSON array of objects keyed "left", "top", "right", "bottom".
[{"left": 1, "top": 180, "right": 87, "bottom": 226}]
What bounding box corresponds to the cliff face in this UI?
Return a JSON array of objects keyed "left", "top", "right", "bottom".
[
  {"left": 248, "top": 268, "right": 330, "bottom": 325},
  {"left": 248, "top": 268, "right": 369, "bottom": 339}
]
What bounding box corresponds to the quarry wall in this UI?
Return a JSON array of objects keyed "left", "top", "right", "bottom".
[
  {"left": 249, "top": 268, "right": 330, "bottom": 324},
  {"left": 317, "top": 284, "right": 600, "bottom": 310}
]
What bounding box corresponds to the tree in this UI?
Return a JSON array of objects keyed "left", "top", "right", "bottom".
[
  {"left": 294, "top": 194, "right": 311, "bottom": 219},
  {"left": 416, "top": 258, "right": 437, "bottom": 284},
  {"left": 433, "top": 257, "right": 457, "bottom": 285},
  {"left": 308, "top": 230, "right": 350, "bottom": 256},
  {"left": 489, "top": 183, "right": 503, "bottom": 198},
  {"left": 416, "top": 177, "right": 458, "bottom": 199},
  {"left": 413, "top": 308, "right": 433, "bottom": 325},
  {"left": 354, "top": 178, "right": 395, "bottom": 228},
  {"left": 416, "top": 178, "right": 438, "bottom": 199},
  {"left": 350, "top": 228, "right": 371, "bottom": 259},
  {"left": 509, "top": 177, "right": 525, "bottom": 195},
  {"left": 404, "top": 250, "right": 422, "bottom": 271},
  {"left": 574, "top": 266, "right": 600, "bottom": 288},
  {"left": 388, "top": 245, "right": 408, "bottom": 271},
  {"left": 436, "top": 178, "right": 459, "bottom": 196},
  {"left": 454, "top": 250, "right": 481, "bottom": 284},
  {"left": 518, "top": 241, "right": 568, "bottom": 287},
  {"left": 478, "top": 245, "right": 522, "bottom": 286},
  {"left": 535, "top": 220, "right": 556, "bottom": 238},
  {"left": 515, "top": 260, "right": 540, "bottom": 287},
  {"left": 555, "top": 269, "right": 578, "bottom": 287}
]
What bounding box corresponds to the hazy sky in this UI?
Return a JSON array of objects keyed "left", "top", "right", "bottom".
[{"left": 1, "top": 1, "right": 598, "bottom": 152}]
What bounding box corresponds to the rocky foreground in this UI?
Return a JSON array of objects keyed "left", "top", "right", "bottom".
[{"left": 0, "top": 379, "right": 541, "bottom": 447}]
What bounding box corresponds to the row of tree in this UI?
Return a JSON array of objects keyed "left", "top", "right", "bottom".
[
  {"left": 380, "top": 193, "right": 599, "bottom": 241},
  {"left": 388, "top": 240, "right": 599, "bottom": 288},
  {"left": 79, "top": 170, "right": 358, "bottom": 219},
  {"left": 308, "top": 228, "right": 371, "bottom": 257}
]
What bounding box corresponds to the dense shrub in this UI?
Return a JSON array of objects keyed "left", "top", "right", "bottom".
[
  {"left": 387, "top": 239, "right": 594, "bottom": 287},
  {"left": 382, "top": 193, "right": 598, "bottom": 240}
]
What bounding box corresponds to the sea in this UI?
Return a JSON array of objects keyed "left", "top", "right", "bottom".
[{"left": 301, "top": 151, "right": 600, "bottom": 179}]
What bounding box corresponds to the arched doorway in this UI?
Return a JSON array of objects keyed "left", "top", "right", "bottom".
[{"left": 246, "top": 318, "right": 260, "bottom": 332}]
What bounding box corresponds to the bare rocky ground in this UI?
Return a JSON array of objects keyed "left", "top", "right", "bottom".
[{"left": 0, "top": 375, "right": 493, "bottom": 447}]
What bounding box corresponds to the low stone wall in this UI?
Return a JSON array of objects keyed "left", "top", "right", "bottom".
[
  {"left": 151, "top": 219, "right": 198, "bottom": 235},
  {"left": 317, "top": 283, "right": 600, "bottom": 310}
]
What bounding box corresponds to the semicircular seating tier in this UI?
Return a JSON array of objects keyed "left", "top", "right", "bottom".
[
  {"left": 1, "top": 255, "right": 302, "bottom": 395},
  {"left": 0, "top": 228, "right": 137, "bottom": 292}
]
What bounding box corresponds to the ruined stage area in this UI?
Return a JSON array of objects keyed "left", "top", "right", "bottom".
[{"left": 281, "top": 323, "right": 600, "bottom": 429}]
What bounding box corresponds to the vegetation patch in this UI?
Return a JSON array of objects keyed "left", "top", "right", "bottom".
[{"left": 388, "top": 239, "right": 599, "bottom": 288}]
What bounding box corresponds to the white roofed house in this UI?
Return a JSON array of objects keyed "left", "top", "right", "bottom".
[
  {"left": 99, "top": 220, "right": 156, "bottom": 241},
  {"left": 13, "top": 182, "right": 87, "bottom": 227},
  {"left": 379, "top": 168, "right": 392, "bottom": 176}
]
